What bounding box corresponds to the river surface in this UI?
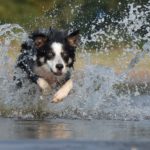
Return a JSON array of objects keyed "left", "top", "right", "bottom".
[{"left": 0, "top": 117, "right": 150, "bottom": 141}]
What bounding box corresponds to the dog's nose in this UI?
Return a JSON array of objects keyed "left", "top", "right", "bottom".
[{"left": 56, "top": 64, "right": 64, "bottom": 70}]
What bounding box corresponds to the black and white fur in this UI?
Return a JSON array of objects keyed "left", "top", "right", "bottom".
[{"left": 15, "top": 28, "right": 79, "bottom": 103}]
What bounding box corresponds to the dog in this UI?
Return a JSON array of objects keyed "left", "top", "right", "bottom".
[{"left": 15, "top": 27, "right": 79, "bottom": 103}]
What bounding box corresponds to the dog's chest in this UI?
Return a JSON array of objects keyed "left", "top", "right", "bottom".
[{"left": 33, "top": 64, "right": 68, "bottom": 86}]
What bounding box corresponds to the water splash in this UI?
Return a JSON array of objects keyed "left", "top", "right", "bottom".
[
  {"left": 80, "top": 2, "right": 150, "bottom": 52},
  {"left": 0, "top": 1, "right": 150, "bottom": 121}
]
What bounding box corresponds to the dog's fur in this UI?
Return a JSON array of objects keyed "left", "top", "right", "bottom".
[{"left": 15, "top": 28, "right": 79, "bottom": 103}]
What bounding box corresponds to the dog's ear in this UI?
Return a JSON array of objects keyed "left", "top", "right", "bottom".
[
  {"left": 34, "top": 35, "right": 48, "bottom": 49},
  {"left": 29, "top": 29, "right": 49, "bottom": 48},
  {"left": 67, "top": 30, "right": 80, "bottom": 47}
]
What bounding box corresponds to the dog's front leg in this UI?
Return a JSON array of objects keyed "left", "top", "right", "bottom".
[
  {"left": 52, "top": 79, "right": 73, "bottom": 103},
  {"left": 37, "top": 78, "right": 51, "bottom": 95}
]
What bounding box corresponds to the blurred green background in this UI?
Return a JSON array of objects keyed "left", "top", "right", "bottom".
[
  {"left": 0, "top": 0, "right": 149, "bottom": 51},
  {"left": 0, "top": 0, "right": 150, "bottom": 77},
  {"left": 0, "top": 0, "right": 148, "bottom": 31}
]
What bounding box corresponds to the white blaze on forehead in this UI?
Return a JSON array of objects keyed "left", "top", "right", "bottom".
[
  {"left": 51, "top": 42, "right": 63, "bottom": 54},
  {"left": 47, "top": 42, "right": 68, "bottom": 74}
]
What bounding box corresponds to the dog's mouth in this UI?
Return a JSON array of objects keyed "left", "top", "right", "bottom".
[
  {"left": 54, "top": 71, "right": 63, "bottom": 76},
  {"left": 50, "top": 69, "right": 63, "bottom": 76}
]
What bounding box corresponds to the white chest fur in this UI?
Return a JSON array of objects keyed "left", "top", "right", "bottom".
[{"left": 33, "top": 64, "right": 69, "bottom": 86}]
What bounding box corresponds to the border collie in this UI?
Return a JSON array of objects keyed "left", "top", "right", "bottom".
[{"left": 15, "top": 28, "right": 79, "bottom": 103}]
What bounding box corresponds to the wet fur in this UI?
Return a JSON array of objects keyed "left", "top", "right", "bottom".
[{"left": 15, "top": 28, "right": 79, "bottom": 102}]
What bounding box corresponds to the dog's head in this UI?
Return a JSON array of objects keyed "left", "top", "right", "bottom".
[{"left": 31, "top": 28, "right": 79, "bottom": 76}]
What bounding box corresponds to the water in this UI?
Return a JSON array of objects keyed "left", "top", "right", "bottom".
[
  {"left": 0, "top": 1, "right": 150, "bottom": 122},
  {"left": 0, "top": 118, "right": 150, "bottom": 149},
  {"left": 0, "top": 118, "right": 150, "bottom": 141}
]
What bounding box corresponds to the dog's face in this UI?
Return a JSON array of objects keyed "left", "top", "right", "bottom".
[
  {"left": 32, "top": 29, "right": 79, "bottom": 76},
  {"left": 46, "top": 42, "right": 69, "bottom": 75}
]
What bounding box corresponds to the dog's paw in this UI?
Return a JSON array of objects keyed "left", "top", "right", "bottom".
[
  {"left": 51, "top": 89, "right": 67, "bottom": 103},
  {"left": 37, "top": 78, "right": 51, "bottom": 95},
  {"left": 51, "top": 97, "right": 63, "bottom": 103},
  {"left": 42, "top": 87, "right": 51, "bottom": 95},
  {"left": 51, "top": 79, "right": 73, "bottom": 103},
  {"left": 51, "top": 92, "right": 65, "bottom": 103}
]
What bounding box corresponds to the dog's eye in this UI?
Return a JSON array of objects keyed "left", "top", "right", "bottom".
[
  {"left": 61, "top": 52, "right": 68, "bottom": 58},
  {"left": 48, "top": 52, "right": 55, "bottom": 58}
]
